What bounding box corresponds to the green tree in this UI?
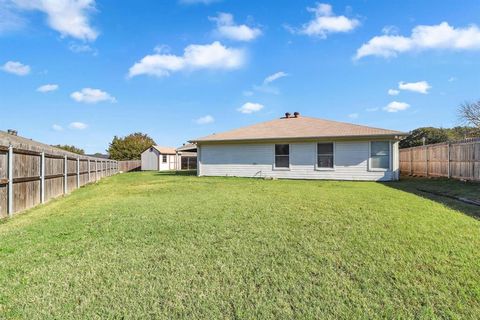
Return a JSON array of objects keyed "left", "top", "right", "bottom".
[
  {"left": 399, "top": 127, "right": 449, "bottom": 148},
  {"left": 107, "top": 132, "right": 156, "bottom": 160},
  {"left": 400, "top": 126, "right": 480, "bottom": 148},
  {"left": 52, "top": 144, "right": 85, "bottom": 155}
]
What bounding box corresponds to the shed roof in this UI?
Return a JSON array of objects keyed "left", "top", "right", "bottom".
[
  {"left": 191, "top": 116, "right": 406, "bottom": 143},
  {"left": 151, "top": 145, "right": 177, "bottom": 154}
]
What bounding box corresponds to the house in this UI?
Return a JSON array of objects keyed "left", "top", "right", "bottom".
[
  {"left": 190, "top": 112, "right": 407, "bottom": 181},
  {"left": 141, "top": 146, "right": 177, "bottom": 171},
  {"left": 176, "top": 143, "right": 198, "bottom": 170},
  {"left": 141, "top": 144, "right": 198, "bottom": 171}
]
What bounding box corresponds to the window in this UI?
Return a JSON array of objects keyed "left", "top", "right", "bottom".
[
  {"left": 162, "top": 155, "right": 167, "bottom": 163},
  {"left": 370, "top": 142, "right": 390, "bottom": 170},
  {"left": 275, "top": 144, "right": 290, "bottom": 168},
  {"left": 317, "top": 143, "right": 334, "bottom": 169}
]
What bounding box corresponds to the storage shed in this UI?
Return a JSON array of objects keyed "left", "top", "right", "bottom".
[{"left": 141, "top": 146, "right": 177, "bottom": 171}]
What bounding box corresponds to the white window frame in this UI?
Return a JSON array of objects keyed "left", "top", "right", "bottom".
[
  {"left": 368, "top": 141, "right": 392, "bottom": 172},
  {"left": 273, "top": 143, "right": 291, "bottom": 171},
  {"left": 315, "top": 142, "right": 335, "bottom": 171},
  {"left": 162, "top": 155, "right": 167, "bottom": 163}
]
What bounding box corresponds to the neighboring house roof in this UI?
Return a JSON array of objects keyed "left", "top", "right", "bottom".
[
  {"left": 176, "top": 143, "right": 197, "bottom": 152},
  {"left": 86, "top": 153, "right": 110, "bottom": 159},
  {"left": 150, "top": 145, "right": 177, "bottom": 154},
  {"left": 191, "top": 115, "right": 407, "bottom": 143},
  {"left": 0, "top": 130, "right": 104, "bottom": 159}
]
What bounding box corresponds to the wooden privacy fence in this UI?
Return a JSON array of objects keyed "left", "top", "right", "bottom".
[
  {"left": 399, "top": 138, "right": 480, "bottom": 181},
  {"left": 0, "top": 133, "right": 118, "bottom": 218},
  {"left": 118, "top": 160, "right": 141, "bottom": 172}
]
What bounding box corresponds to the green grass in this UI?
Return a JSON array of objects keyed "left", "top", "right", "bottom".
[{"left": 0, "top": 172, "right": 479, "bottom": 319}]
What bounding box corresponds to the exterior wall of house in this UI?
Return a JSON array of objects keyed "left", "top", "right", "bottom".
[
  {"left": 198, "top": 140, "right": 400, "bottom": 181},
  {"left": 141, "top": 148, "right": 159, "bottom": 171}
]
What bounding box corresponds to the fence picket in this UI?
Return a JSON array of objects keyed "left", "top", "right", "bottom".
[{"left": 400, "top": 139, "right": 480, "bottom": 181}]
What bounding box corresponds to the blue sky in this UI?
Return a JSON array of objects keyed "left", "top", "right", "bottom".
[{"left": 1, "top": 0, "right": 480, "bottom": 153}]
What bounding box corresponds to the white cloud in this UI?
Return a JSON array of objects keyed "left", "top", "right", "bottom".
[
  {"left": 70, "top": 88, "right": 116, "bottom": 104},
  {"left": 347, "top": 113, "right": 359, "bottom": 119},
  {"left": 366, "top": 107, "right": 379, "bottom": 112},
  {"left": 195, "top": 115, "right": 214, "bottom": 124},
  {"left": 355, "top": 22, "right": 480, "bottom": 59},
  {"left": 0, "top": 4, "right": 25, "bottom": 34},
  {"left": 383, "top": 101, "right": 410, "bottom": 113},
  {"left": 69, "top": 43, "right": 97, "bottom": 55},
  {"left": 296, "top": 3, "right": 360, "bottom": 38},
  {"left": 12, "top": 0, "right": 98, "bottom": 41},
  {"left": 448, "top": 76, "right": 457, "bottom": 82},
  {"left": 398, "top": 81, "right": 431, "bottom": 94},
  {"left": 237, "top": 102, "right": 264, "bottom": 114},
  {"left": 37, "top": 84, "right": 58, "bottom": 92},
  {"left": 209, "top": 12, "right": 261, "bottom": 42},
  {"left": 1, "top": 60, "right": 30, "bottom": 75},
  {"left": 242, "top": 90, "right": 254, "bottom": 97},
  {"left": 264, "top": 71, "right": 288, "bottom": 84},
  {"left": 52, "top": 124, "right": 63, "bottom": 131},
  {"left": 388, "top": 89, "right": 399, "bottom": 96},
  {"left": 128, "top": 41, "right": 245, "bottom": 78},
  {"left": 69, "top": 122, "right": 88, "bottom": 130}
]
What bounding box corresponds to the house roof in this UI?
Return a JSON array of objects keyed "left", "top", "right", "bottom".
[
  {"left": 0, "top": 130, "right": 109, "bottom": 160},
  {"left": 151, "top": 145, "right": 177, "bottom": 154},
  {"left": 191, "top": 115, "right": 407, "bottom": 143},
  {"left": 176, "top": 143, "right": 197, "bottom": 152}
]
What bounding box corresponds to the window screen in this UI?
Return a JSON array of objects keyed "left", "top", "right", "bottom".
[
  {"left": 275, "top": 144, "right": 289, "bottom": 168},
  {"left": 317, "top": 143, "right": 334, "bottom": 168},
  {"left": 370, "top": 142, "right": 390, "bottom": 169}
]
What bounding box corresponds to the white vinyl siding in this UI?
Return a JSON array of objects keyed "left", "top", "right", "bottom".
[{"left": 198, "top": 141, "right": 399, "bottom": 181}]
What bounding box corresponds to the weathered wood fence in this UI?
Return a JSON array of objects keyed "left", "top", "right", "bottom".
[
  {"left": 118, "top": 160, "right": 141, "bottom": 172},
  {"left": 399, "top": 138, "right": 480, "bottom": 181},
  {"left": 0, "top": 132, "right": 118, "bottom": 218}
]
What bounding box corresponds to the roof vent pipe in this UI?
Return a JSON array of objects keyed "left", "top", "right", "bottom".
[
  {"left": 285, "top": 112, "right": 291, "bottom": 118},
  {"left": 293, "top": 112, "right": 300, "bottom": 118}
]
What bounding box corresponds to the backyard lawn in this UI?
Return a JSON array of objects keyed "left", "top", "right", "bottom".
[{"left": 0, "top": 172, "right": 479, "bottom": 319}]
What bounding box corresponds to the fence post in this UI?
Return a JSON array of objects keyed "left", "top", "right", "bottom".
[
  {"left": 409, "top": 148, "right": 413, "bottom": 175},
  {"left": 76, "top": 158, "right": 80, "bottom": 188},
  {"left": 7, "top": 145, "right": 13, "bottom": 217},
  {"left": 87, "top": 159, "right": 91, "bottom": 183},
  {"left": 425, "top": 145, "right": 428, "bottom": 177},
  {"left": 95, "top": 160, "right": 98, "bottom": 181},
  {"left": 40, "top": 152, "right": 45, "bottom": 204},
  {"left": 64, "top": 155, "right": 68, "bottom": 194},
  {"left": 447, "top": 143, "right": 451, "bottom": 179}
]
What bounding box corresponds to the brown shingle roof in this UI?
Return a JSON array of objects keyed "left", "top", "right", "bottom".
[
  {"left": 191, "top": 116, "right": 406, "bottom": 143},
  {"left": 152, "top": 145, "right": 177, "bottom": 154}
]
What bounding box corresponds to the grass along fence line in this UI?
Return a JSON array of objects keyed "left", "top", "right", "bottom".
[
  {"left": 0, "top": 131, "right": 118, "bottom": 218},
  {"left": 0, "top": 172, "right": 478, "bottom": 318}
]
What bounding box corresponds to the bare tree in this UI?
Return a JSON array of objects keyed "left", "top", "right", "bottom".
[{"left": 459, "top": 100, "right": 480, "bottom": 127}]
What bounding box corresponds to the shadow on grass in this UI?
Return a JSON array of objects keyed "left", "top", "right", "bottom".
[
  {"left": 384, "top": 176, "right": 480, "bottom": 219},
  {"left": 155, "top": 170, "right": 197, "bottom": 176}
]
